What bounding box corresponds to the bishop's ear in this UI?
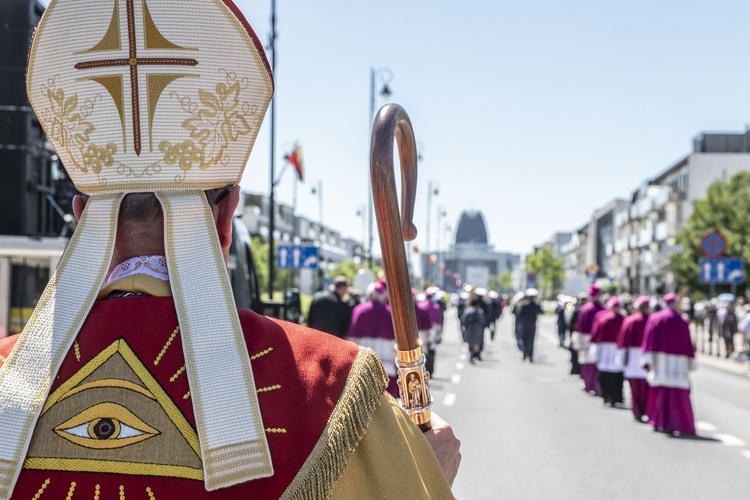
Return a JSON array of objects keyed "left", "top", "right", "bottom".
[
  {"left": 215, "top": 186, "right": 241, "bottom": 253},
  {"left": 72, "top": 195, "right": 86, "bottom": 222}
]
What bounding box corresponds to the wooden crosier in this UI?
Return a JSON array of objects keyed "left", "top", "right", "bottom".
[{"left": 370, "top": 103, "right": 432, "bottom": 431}]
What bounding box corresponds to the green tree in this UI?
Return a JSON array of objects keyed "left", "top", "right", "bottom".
[
  {"left": 673, "top": 171, "right": 750, "bottom": 294},
  {"left": 489, "top": 270, "right": 513, "bottom": 292},
  {"left": 327, "top": 260, "right": 382, "bottom": 287},
  {"left": 327, "top": 260, "right": 361, "bottom": 285},
  {"left": 499, "top": 270, "right": 513, "bottom": 292},
  {"left": 525, "top": 245, "right": 565, "bottom": 299}
]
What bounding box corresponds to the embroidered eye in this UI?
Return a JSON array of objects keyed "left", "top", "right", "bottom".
[{"left": 54, "top": 402, "right": 159, "bottom": 449}]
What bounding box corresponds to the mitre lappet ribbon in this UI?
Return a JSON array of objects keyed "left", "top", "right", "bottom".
[
  {"left": 0, "top": 194, "right": 122, "bottom": 498},
  {"left": 157, "top": 191, "right": 273, "bottom": 489}
]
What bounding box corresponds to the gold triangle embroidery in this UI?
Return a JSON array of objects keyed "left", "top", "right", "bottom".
[
  {"left": 142, "top": 0, "right": 190, "bottom": 50},
  {"left": 77, "top": 0, "right": 122, "bottom": 53},
  {"left": 24, "top": 339, "right": 203, "bottom": 481}
]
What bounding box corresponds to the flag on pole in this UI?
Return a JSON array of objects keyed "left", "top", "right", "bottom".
[{"left": 287, "top": 144, "right": 304, "bottom": 181}]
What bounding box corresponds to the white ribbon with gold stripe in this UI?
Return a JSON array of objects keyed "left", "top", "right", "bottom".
[
  {"left": 157, "top": 191, "right": 273, "bottom": 490},
  {"left": 0, "top": 194, "right": 122, "bottom": 498}
]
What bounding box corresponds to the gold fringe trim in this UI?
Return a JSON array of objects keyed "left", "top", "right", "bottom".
[
  {"left": 94, "top": 484, "right": 101, "bottom": 500},
  {"left": 250, "top": 347, "right": 273, "bottom": 361},
  {"left": 146, "top": 486, "right": 156, "bottom": 499},
  {"left": 0, "top": 354, "right": 5, "bottom": 364},
  {"left": 183, "top": 391, "right": 190, "bottom": 400},
  {"left": 74, "top": 341, "right": 81, "bottom": 362},
  {"left": 281, "top": 347, "right": 388, "bottom": 500},
  {"left": 265, "top": 427, "right": 287, "bottom": 434}
]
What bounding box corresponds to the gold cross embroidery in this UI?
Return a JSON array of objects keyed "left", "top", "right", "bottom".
[{"left": 75, "top": 0, "right": 198, "bottom": 155}]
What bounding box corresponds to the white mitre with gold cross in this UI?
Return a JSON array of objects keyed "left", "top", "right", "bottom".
[{"left": 0, "top": 0, "right": 274, "bottom": 496}]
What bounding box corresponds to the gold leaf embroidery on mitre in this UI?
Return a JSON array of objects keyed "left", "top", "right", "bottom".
[
  {"left": 40, "top": 76, "right": 124, "bottom": 185},
  {"left": 158, "top": 69, "right": 259, "bottom": 179}
]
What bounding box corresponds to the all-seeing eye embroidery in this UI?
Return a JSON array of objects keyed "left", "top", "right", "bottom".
[{"left": 23, "top": 339, "right": 203, "bottom": 481}]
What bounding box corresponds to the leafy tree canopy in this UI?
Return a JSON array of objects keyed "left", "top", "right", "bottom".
[
  {"left": 673, "top": 171, "right": 750, "bottom": 294},
  {"left": 526, "top": 244, "right": 565, "bottom": 299}
]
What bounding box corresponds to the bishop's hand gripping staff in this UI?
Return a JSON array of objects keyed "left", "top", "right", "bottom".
[{"left": 370, "top": 103, "right": 432, "bottom": 431}]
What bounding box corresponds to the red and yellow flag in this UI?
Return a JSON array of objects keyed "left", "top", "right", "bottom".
[{"left": 287, "top": 144, "right": 304, "bottom": 181}]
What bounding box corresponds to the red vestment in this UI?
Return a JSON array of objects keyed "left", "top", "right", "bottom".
[{"left": 0, "top": 295, "right": 386, "bottom": 498}]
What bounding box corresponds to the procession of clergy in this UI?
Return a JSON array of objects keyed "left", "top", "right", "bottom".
[{"left": 570, "top": 285, "right": 697, "bottom": 437}]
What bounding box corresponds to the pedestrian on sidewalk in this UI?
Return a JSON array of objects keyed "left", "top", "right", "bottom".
[
  {"left": 555, "top": 296, "right": 570, "bottom": 348},
  {"left": 642, "top": 293, "right": 697, "bottom": 436},
  {"left": 718, "top": 301, "right": 738, "bottom": 359},
  {"left": 461, "top": 298, "right": 486, "bottom": 364},
  {"left": 617, "top": 295, "right": 651, "bottom": 422},
  {"left": 573, "top": 285, "right": 605, "bottom": 394},
  {"left": 590, "top": 296, "right": 625, "bottom": 406},
  {"left": 517, "top": 288, "right": 543, "bottom": 362}
]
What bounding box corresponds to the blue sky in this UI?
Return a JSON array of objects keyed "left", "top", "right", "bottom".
[
  {"left": 40, "top": 0, "right": 750, "bottom": 258},
  {"left": 236, "top": 0, "right": 750, "bottom": 258}
]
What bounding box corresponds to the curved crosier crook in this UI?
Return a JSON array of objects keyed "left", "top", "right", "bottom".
[{"left": 370, "top": 103, "right": 432, "bottom": 431}]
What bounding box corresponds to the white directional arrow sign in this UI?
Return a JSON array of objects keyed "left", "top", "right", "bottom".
[
  {"left": 278, "top": 244, "right": 319, "bottom": 269},
  {"left": 699, "top": 258, "right": 745, "bottom": 284},
  {"left": 279, "top": 247, "right": 288, "bottom": 268}
]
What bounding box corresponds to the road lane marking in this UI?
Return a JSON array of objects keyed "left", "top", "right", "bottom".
[
  {"left": 455, "top": 362, "right": 465, "bottom": 370},
  {"left": 443, "top": 393, "right": 456, "bottom": 406},
  {"left": 696, "top": 421, "right": 718, "bottom": 432},
  {"left": 714, "top": 434, "right": 746, "bottom": 447},
  {"left": 451, "top": 374, "right": 461, "bottom": 384}
]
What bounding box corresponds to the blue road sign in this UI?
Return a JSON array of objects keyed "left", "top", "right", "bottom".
[
  {"left": 278, "top": 244, "right": 319, "bottom": 270},
  {"left": 699, "top": 258, "right": 744, "bottom": 284}
]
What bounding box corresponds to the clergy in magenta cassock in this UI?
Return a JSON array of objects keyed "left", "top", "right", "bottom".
[
  {"left": 617, "top": 296, "right": 651, "bottom": 422},
  {"left": 573, "top": 285, "right": 606, "bottom": 394},
  {"left": 641, "top": 293, "right": 697, "bottom": 436},
  {"left": 590, "top": 297, "right": 625, "bottom": 406},
  {"left": 348, "top": 281, "right": 399, "bottom": 398},
  {"left": 0, "top": 1, "right": 456, "bottom": 497}
]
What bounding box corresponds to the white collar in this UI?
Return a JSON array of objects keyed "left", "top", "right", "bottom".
[{"left": 106, "top": 255, "right": 169, "bottom": 284}]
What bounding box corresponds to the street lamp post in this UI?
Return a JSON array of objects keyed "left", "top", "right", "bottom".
[
  {"left": 356, "top": 204, "right": 366, "bottom": 258},
  {"left": 367, "top": 67, "right": 393, "bottom": 268},
  {"left": 311, "top": 180, "right": 323, "bottom": 228},
  {"left": 436, "top": 206, "right": 446, "bottom": 287},
  {"left": 425, "top": 180, "right": 439, "bottom": 285},
  {"left": 267, "top": 0, "right": 278, "bottom": 298}
]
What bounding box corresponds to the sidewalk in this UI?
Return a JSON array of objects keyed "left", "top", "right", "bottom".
[{"left": 693, "top": 330, "right": 750, "bottom": 378}]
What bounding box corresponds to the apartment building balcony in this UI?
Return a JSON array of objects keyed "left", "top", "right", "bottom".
[
  {"left": 629, "top": 234, "right": 638, "bottom": 249},
  {"left": 638, "top": 228, "right": 653, "bottom": 247},
  {"left": 637, "top": 198, "right": 654, "bottom": 218},
  {"left": 654, "top": 221, "right": 669, "bottom": 242}
]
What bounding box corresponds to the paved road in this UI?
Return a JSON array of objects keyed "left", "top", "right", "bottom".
[{"left": 430, "top": 310, "right": 750, "bottom": 499}]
